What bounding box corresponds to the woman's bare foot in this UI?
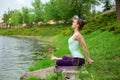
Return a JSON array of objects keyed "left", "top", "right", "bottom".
[
  {"left": 51, "top": 55, "right": 57, "bottom": 60},
  {"left": 50, "top": 54, "right": 62, "bottom": 60}
]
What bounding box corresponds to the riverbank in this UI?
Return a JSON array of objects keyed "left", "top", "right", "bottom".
[{"left": 20, "top": 30, "right": 120, "bottom": 80}]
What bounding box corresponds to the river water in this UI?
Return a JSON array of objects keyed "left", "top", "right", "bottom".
[{"left": 0, "top": 36, "right": 50, "bottom": 80}]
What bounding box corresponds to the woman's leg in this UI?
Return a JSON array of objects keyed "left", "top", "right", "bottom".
[
  {"left": 56, "top": 56, "right": 73, "bottom": 66},
  {"left": 56, "top": 59, "right": 73, "bottom": 66},
  {"left": 56, "top": 58, "right": 85, "bottom": 66},
  {"left": 72, "top": 58, "right": 85, "bottom": 66},
  {"left": 50, "top": 55, "right": 72, "bottom": 61}
]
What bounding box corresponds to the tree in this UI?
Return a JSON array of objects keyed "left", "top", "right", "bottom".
[
  {"left": 3, "top": 12, "right": 9, "bottom": 24},
  {"left": 10, "top": 10, "right": 22, "bottom": 26},
  {"left": 44, "top": 0, "right": 94, "bottom": 21},
  {"left": 103, "top": 0, "right": 113, "bottom": 12},
  {"left": 32, "top": 0, "right": 43, "bottom": 22},
  {"left": 90, "top": 0, "right": 101, "bottom": 16},
  {"left": 22, "top": 7, "right": 29, "bottom": 24},
  {"left": 70, "top": 0, "right": 93, "bottom": 19},
  {"left": 99, "top": 0, "right": 120, "bottom": 21},
  {"left": 3, "top": 9, "right": 22, "bottom": 26},
  {"left": 54, "top": 0, "right": 72, "bottom": 21},
  {"left": 3, "top": 9, "right": 13, "bottom": 24},
  {"left": 115, "top": 0, "right": 120, "bottom": 21},
  {"left": 44, "top": 0, "right": 60, "bottom": 21},
  {"left": 28, "top": 13, "right": 35, "bottom": 26}
]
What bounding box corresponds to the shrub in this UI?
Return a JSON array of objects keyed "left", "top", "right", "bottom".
[{"left": 82, "top": 10, "right": 120, "bottom": 34}]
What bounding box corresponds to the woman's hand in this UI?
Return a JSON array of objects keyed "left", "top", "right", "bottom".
[{"left": 87, "top": 58, "right": 94, "bottom": 65}]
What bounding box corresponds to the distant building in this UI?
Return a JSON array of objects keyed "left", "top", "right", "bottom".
[
  {"left": 47, "top": 20, "right": 56, "bottom": 24},
  {"left": 0, "top": 16, "right": 6, "bottom": 28},
  {"left": 0, "top": 16, "right": 3, "bottom": 23}
]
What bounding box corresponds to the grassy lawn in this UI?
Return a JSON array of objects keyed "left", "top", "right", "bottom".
[
  {"left": 28, "top": 30, "right": 120, "bottom": 80},
  {"left": 81, "top": 30, "right": 120, "bottom": 80}
]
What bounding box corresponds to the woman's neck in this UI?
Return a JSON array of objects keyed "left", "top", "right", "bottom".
[{"left": 74, "top": 28, "right": 80, "bottom": 33}]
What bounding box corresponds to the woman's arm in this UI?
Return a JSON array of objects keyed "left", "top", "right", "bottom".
[{"left": 75, "top": 34, "right": 94, "bottom": 64}]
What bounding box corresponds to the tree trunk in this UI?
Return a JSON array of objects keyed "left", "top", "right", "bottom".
[{"left": 115, "top": 0, "right": 120, "bottom": 21}]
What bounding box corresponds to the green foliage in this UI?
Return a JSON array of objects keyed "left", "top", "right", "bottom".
[
  {"left": 44, "top": 0, "right": 94, "bottom": 21},
  {"left": 103, "top": 0, "right": 113, "bottom": 12},
  {"left": 10, "top": 10, "right": 23, "bottom": 26},
  {"left": 22, "top": 7, "right": 30, "bottom": 24},
  {"left": 3, "top": 12, "right": 9, "bottom": 24},
  {"left": 32, "top": 0, "right": 44, "bottom": 22},
  {"left": 3, "top": 8, "right": 35, "bottom": 26},
  {"left": 3, "top": 9, "right": 23, "bottom": 26},
  {"left": 82, "top": 11, "right": 120, "bottom": 34},
  {"left": 3, "top": 0, "right": 115, "bottom": 26},
  {"left": 70, "top": 0, "right": 92, "bottom": 19},
  {"left": 54, "top": 0, "right": 72, "bottom": 20},
  {"left": 44, "top": 0, "right": 61, "bottom": 21},
  {"left": 28, "top": 12, "right": 36, "bottom": 25}
]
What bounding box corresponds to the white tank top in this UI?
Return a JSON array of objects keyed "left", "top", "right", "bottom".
[{"left": 68, "top": 36, "right": 84, "bottom": 58}]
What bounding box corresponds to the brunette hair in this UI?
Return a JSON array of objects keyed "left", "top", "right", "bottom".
[{"left": 73, "top": 16, "right": 86, "bottom": 30}]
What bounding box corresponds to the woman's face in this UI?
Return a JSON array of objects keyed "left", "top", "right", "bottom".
[{"left": 72, "top": 19, "right": 79, "bottom": 29}]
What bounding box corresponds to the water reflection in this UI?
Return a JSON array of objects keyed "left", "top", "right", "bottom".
[{"left": 0, "top": 36, "right": 50, "bottom": 80}]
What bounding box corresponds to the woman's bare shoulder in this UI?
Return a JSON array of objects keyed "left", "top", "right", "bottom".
[
  {"left": 75, "top": 33, "right": 83, "bottom": 37},
  {"left": 74, "top": 32, "right": 83, "bottom": 40}
]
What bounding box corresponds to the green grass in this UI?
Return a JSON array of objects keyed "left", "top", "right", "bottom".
[
  {"left": 29, "top": 58, "right": 55, "bottom": 71},
  {"left": 0, "top": 24, "right": 70, "bottom": 36},
  {"left": 29, "top": 30, "right": 120, "bottom": 80},
  {"left": 23, "top": 76, "right": 40, "bottom": 80},
  {"left": 80, "top": 30, "right": 120, "bottom": 80}
]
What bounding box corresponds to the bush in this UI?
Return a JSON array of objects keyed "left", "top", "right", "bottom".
[{"left": 82, "top": 10, "right": 120, "bottom": 34}]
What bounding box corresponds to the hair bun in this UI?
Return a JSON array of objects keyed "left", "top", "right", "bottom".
[{"left": 80, "top": 19, "right": 86, "bottom": 28}]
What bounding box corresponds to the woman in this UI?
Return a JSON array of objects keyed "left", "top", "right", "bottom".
[{"left": 51, "top": 16, "right": 94, "bottom": 66}]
